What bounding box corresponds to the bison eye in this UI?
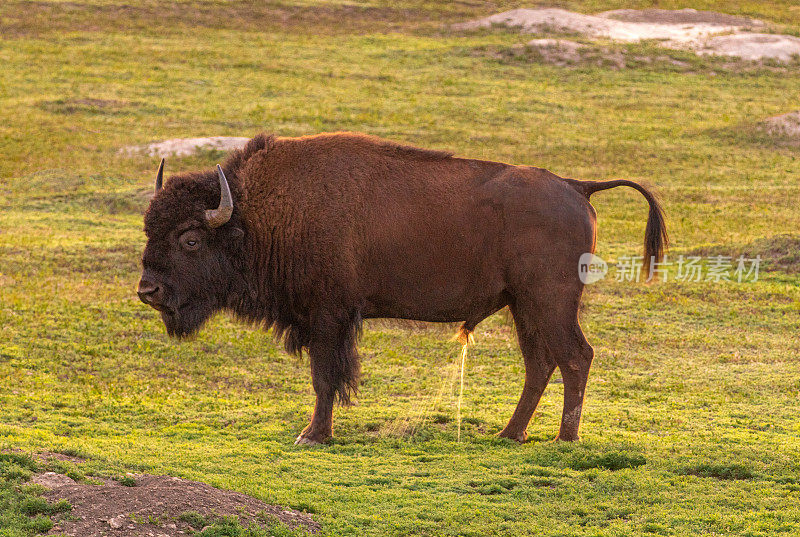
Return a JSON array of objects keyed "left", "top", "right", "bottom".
[{"left": 179, "top": 230, "right": 203, "bottom": 251}]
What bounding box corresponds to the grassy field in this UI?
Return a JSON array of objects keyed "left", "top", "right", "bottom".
[{"left": 1, "top": 1, "right": 800, "bottom": 535}]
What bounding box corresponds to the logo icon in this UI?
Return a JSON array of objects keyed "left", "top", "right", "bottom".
[{"left": 578, "top": 253, "right": 608, "bottom": 284}]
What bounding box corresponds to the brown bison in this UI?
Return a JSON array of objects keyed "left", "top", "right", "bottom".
[{"left": 138, "top": 132, "right": 666, "bottom": 445}]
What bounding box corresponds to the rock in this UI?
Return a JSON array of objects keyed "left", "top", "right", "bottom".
[{"left": 108, "top": 514, "right": 126, "bottom": 529}]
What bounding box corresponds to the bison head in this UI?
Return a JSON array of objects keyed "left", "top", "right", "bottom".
[{"left": 138, "top": 159, "right": 245, "bottom": 338}]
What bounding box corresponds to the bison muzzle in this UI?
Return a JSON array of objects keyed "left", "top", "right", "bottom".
[{"left": 138, "top": 132, "right": 667, "bottom": 445}]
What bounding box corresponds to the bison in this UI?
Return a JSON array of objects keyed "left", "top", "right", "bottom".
[{"left": 138, "top": 132, "right": 667, "bottom": 445}]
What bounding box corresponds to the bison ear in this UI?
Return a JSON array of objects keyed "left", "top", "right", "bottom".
[{"left": 230, "top": 227, "right": 244, "bottom": 240}]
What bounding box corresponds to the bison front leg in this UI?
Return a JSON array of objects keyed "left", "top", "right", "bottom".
[
  {"left": 295, "top": 309, "right": 362, "bottom": 446},
  {"left": 295, "top": 381, "right": 335, "bottom": 445}
]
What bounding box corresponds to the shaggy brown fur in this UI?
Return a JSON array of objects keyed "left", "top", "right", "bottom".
[{"left": 139, "top": 132, "right": 667, "bottom": 445}]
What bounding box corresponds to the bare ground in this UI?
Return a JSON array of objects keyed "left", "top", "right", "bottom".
[
  {"left": 482, "top": 40, "right": 800, "bottom": 73},
  {"left": 764, "top": 111, "right": 800, "bottom": 137},
  {"left": 697, "top": 33, "right": 800, "bottom": 61},
  {"left": 482, "top": 42, "right": 697, "bottom": 72},
  {"left": 35, "top": 472, "right": 319, "bottom": 536},
  {"left": 121, "top": 137, "right": 251, "bottom": 158},
  {"left": 522, "top": 39, "right": 588, "bottom": 66},
  {"left": 598, "top": 8, "right": 760, "bottom": 26},
  {"left": 456, "top": 8, "right": 800, "bottom": 62},
  {"left": 454, "top": 8, "right": 758, "bottom": 43},
  {"left": 35, "top": 451, "right": 87, "bottom": 464}
]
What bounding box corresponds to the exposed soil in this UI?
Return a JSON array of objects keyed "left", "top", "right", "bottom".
[
  {"left": 697, "top": 33, "right": 800, "bottom": 62},
  {"left": 32, "top": 472, "right": 78, "bottom": 488},
  {"left": 523, "top": 39, "right": 587, "bottom": 65},
  {"left": 456, "top": 8, "right": 799, "bottom": 62},
  {"left": 763, "top": 111, "right": 800, "bottom": 137},
  {"left": 455, "top": 8, "right": 757, "bottom": 43},
  {"left": 484, "top": 41, "right": 693, "bottom": 72},
  {"left": 598, "top": 8, "right": 760, "bottom": 27},
  {"left": 121, "top": 137, "right": 250, "bottom": 158},
  {"left": 36, "top": 473, "right": 320, "bottom": 536},
  {"left": 35, "top": 451, "right": 87, "bottom": 464}
]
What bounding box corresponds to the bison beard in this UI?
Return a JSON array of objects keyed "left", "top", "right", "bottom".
[
  {"left": 139, "top": 132, "right": 667, "bottom": 445},
  {"left": 160, "top": 298, "right": 215, "bottom": 339}
]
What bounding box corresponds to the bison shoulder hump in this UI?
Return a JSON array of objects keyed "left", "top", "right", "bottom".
[{"left": 377, "top": 138, "right": 453, "bottom": 161}]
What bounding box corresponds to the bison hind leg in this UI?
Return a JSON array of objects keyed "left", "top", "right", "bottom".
[
  {"left": 498, "top": 302, "right": 556, "bottom": 443},
  {"left": 501, "top": 282, "right": 594, "bottom": 443}
]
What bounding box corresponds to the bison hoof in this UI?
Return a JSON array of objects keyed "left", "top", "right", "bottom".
[
  {"left": 555, "top": 434, "right": 579, "bottom": 442},
  {"left": 294, "top": 434, "right": 329, "bottom": 446},
  {"left": 497, "top": 429, "right": 527, "bottom": 444}
]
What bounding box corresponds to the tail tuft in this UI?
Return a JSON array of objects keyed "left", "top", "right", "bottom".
[{"left": 641, "top": 192, "right": 668, "bottom": 278}]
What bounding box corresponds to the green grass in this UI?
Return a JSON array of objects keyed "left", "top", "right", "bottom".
[
  {"left": 178, "top": 512, "right": 308, "bottom": 537},
  {"left": 1, "top": 1, "right": 799, "bottom": 536},
  {"left": 0, "top": 453, "right": 72, "bottom": 537}
]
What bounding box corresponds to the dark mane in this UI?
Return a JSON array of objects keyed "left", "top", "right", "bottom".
[{"left": 223, "top": 133, "right": 276, "bottom": 173}]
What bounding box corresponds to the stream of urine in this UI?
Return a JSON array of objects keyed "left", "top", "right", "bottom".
[{"left": 456, "top": 331, "right": 474, "bottom": 442}]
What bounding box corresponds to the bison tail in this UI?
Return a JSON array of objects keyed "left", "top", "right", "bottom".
[{"left": 580, "top": 179, "right": 669, "bottom": 278}]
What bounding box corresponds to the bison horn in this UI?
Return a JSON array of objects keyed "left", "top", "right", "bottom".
[
  {"left": 205, "top": 164, "right": 233, "bottom": 228},
  {"left": 155, "top": 158, "right": 165, "bottom": 193}
]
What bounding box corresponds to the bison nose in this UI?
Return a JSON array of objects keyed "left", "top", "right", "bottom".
[{"left": 137, "top": 279, "right": 162, "bottom": 305}]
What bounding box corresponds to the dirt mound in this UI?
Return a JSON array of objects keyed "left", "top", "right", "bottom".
[
  {"left": 524, "top": 39, "right": 587, "bottom": 65},
  {"left": 697, "top": 34, "right": 800, "bottom": 61},
  {"left": 121, "top": 137, "right": 250, "bottom": 158},
  {"left": 598, "top": 8, "right": 760, "bottom": 27},
  {"left": 526, "top": 38, "right": 585, "bottom": 54},
  {"left": 762, "top": 111, "right": 800, "bottom": 137},
  {"left": 455, "top": 8, "right": 753, "bottom": 43},
  {"left": 456, "top": 8, "right": 799, "bottom": 62},
  {"left": 38, "top": 473, "right": 319, "bottom": 536}
]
